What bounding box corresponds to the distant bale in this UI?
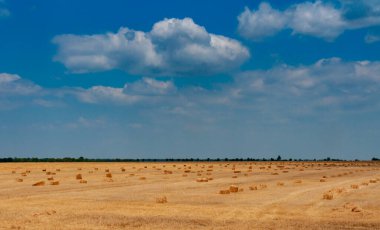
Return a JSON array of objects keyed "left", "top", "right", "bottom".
[
  {"left": 182, "top": 174, "right": 188, "bottom": 177},
  {"left": 12, "top": 171, "right": 16, "bottom": 174},
  {"left": 369, "top": 179, "right": 377, "bottom": 183},
  {"left": 361, "top": 182, "right": 369, "bottom": 186},
  {"left": 156, "top": 196, "right": 167, "bottom": 203},
  {"left": 229, "top": 185, "right": 239, "bottom": 193},
  {"left": 351, "top": 184, "right": 359, "bottom": 189},
  {"left": 323, "top": 192, "right": 333, "bottom": 200},
  {"left": 219, "top": 189, "right": 230, "bottom": 194},
  {"left": 164, "top": 170, "right": 173, "bottom": 174},
  {"left": 77, "top": 168, "right": 82, "bottom": 171},
  {"left": 233, "top": 170, "right": 241, "bottom": 173},
  {"left": 32, "top": 181, "right": 45, "bottom": 186},
  {"left": 259, "top": 184, "right": 267, "bottom": 189},
  {"left": 106, "top": 173, "right": 112, "bottom": 178},
  {"left": 47, "top": 177, "right": 54, "bottom": 181},
  {"left": 351, "top": 207, "right": 362, "bottom": 212},
  {"left": 76, "top": 174, "right": 82, "bottom": 180},
  {"left": 56, "top": 169, "right": 60, "bottom": 172},
  {"left": 79, "top": 179, "right": 87, "bottom": 184},
  {"left": 196, "top": 178, "right": 208, "bottom": 182},
  {"left": 21, "top": 172, "right": 27, "bottom": 177},
  {"left": 271, "top": 172, "right": 279, "bottom": 175},
  {"left": 105, "top": 169, "right": 110, "bottom": 172},
  {"left": 139, "top": 176, "right": 146, "bottom": 180},
  {"left": 294, "top": 180, "right": 302, "bottom": 184},
  {"left": 42, "top": 169, "right": 46, "bottom": 172},
  {"left": 50, "top": 181, "right": 59, "bottom": 185},
  {"left": 277, "top": 182, "right": 285, "bottom": 186},
  {"left": 249, "top": 185, "right": 258, "bottom": 190},
  {"left": 16, "top": 178, "right": 23, "bottom": 182},
  {"left": 320, "top": 179, "right": 326, "bottom": 182},
  {"left": 121, "top": 168, "right": 126, "bottom": 172}
]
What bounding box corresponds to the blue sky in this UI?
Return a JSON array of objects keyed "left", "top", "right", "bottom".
[{"left": 1, "top": 0, "right": 380, "bottom": 159}]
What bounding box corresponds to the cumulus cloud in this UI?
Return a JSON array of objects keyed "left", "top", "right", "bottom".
[
  {"left": 74, "top": 77, "right": 177, "bottom": 105},
  {"left": 238, "top": 0, "right": 380, "bottom": 41},
  {"left": 233, "top": 58, "right": 380, "bottom": 112},
  {"left": 287, "top": 1, "right": 346, "bottom": 40},
  {"left": 238, "top": 3, "right": 287, "bottom": 41},
  {"left": 53, "top": 18, "right": 250, "bottom": 76}
]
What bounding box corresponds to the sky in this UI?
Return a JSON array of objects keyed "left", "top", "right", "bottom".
[{"left": 0, "top": 0, "right": 380, "bottom": 159}]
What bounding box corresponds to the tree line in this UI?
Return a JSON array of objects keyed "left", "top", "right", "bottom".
[{"left": 0, "top": 156, "right": 378, "bottom": 163}]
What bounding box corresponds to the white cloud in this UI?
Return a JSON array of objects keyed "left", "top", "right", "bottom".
[
  {"left": 238, "top": 0, "right": 380, "bottom": 41},
  {"left": 237, "top": 3, "right": 287, "bottom": 41},
  {"left": 74, "top": 77, "right": 177, "bottom": 105},
  {"left": 287, "top": 1, "right": 346, "bottom": 40},
  {"left": 53, "top": 18, "right": 250, "bottom": 76},
  {"left": 0, "top": 73, "right": 41, "bottom": 95}
]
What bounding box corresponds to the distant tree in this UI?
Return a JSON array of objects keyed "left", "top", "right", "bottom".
[{"left": 276, "top": 155, "right": 282, "bottom": 161}]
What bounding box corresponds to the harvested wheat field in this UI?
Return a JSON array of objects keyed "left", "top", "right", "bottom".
[{"left": 0, "top": 161, "right": 380, "bottom": 229}]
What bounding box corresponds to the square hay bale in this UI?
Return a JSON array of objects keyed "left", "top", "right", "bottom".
[
  {"left": 76, "top": 174, "right": 82, "bottom": 180},
  {"left": 323, "top": 192, "right": 333, "bottom": 200},
  {"left": 351, "top": 207, "right": 362, "bottom": 212},
  {"left": 219, "top": 189, "right": 230, "bottom": 194},
  {"left": 196, "top": 178, "right": 208, "bottom": 182},
  {"left": 259, "top": 184, "right": 267, "bottom": 189},
  {"left": 32, "top": 181, "right": 45, "bottom": 186},
  {"left": 351, "top": 184, "right": 359, "bottom": 189},
  {"left": 229, "top": 185, "right": 239, "bottom": 193},
  {"left": 156, "top": 196, "right": 167, "bottom": 203},
  {"left": 249, "top": 185, "right": 258, "bottom": 190},
  {"left": 106, "top": 173, "right": 112, "bottom": 178},
  {"left": 50, "top": 181, "right": 59, "bottom": 185}
]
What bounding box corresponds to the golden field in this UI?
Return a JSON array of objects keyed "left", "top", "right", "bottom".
[{"left": 0, "top": 161, "right": 379, "bottom": 229}]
